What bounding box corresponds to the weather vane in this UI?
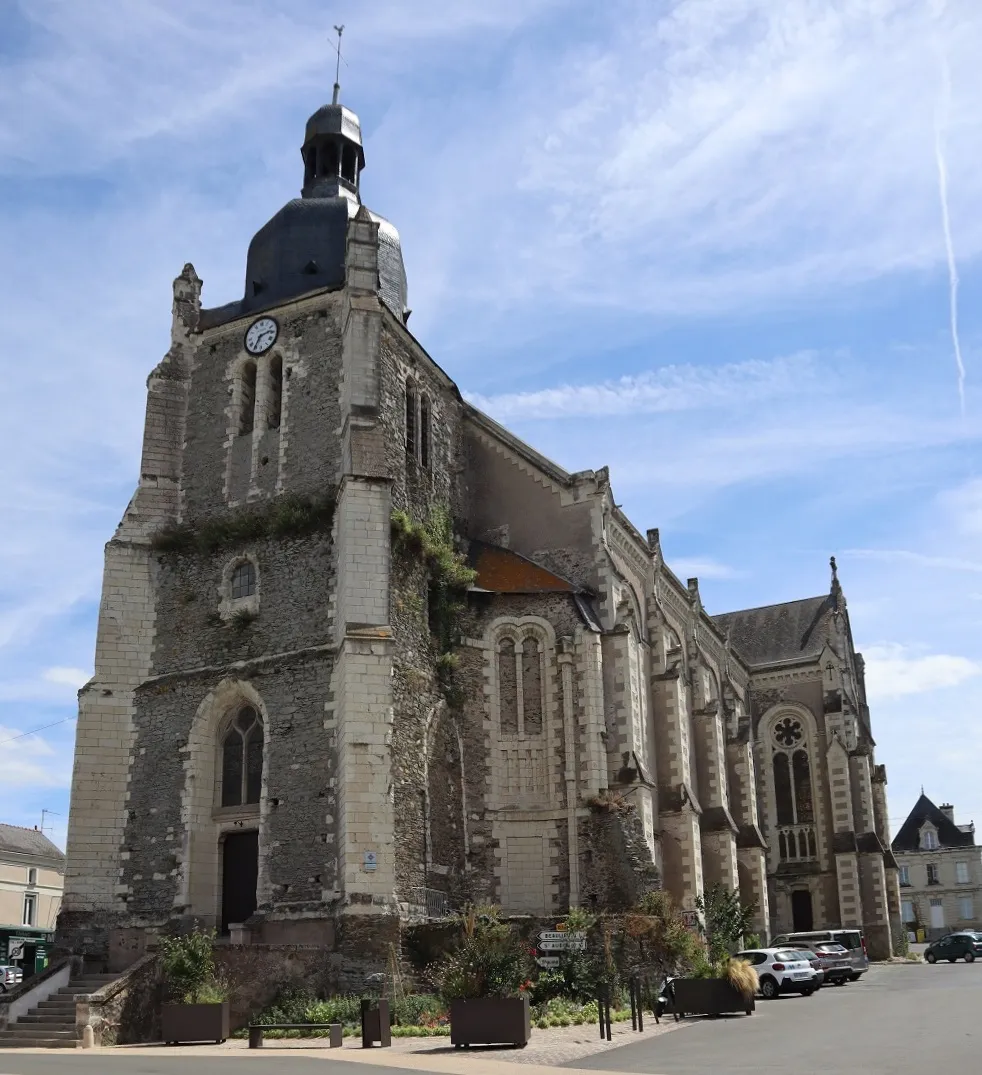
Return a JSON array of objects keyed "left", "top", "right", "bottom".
[{"left": 332, "top": 24, "right": 345, "bottom": 103}]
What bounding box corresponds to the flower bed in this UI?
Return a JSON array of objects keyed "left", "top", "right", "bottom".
[
  {"left": 235, "top": 991, "right": 450, "bottom": 1040},
  {"left": 531, "top": 997, "right": 632, "bottom": 1030}
]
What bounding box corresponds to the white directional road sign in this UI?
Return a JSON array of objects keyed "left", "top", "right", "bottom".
[
  {"left": 535, "top": 956, "right": 561, "bottom": 969},
  {"left": 538, "top": 930, "right": 586, "bottom": 942},
  {"left": 538, "top": 939, "right": 587, "bottom": 951}
]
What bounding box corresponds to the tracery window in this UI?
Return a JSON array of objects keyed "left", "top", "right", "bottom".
[
  {"left": 221, "top": 706, "right": 264, "bottom": 807},
  {"left": 771, "top": 715, "right": 815, "bottom": 844},
  {"left": 495, "top": 631, "right": 545, "bottom": 738}
]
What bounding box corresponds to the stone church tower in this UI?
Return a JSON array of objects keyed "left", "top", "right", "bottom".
[{"left": 58, "top": 87, "right": 898, "bottom": 979}]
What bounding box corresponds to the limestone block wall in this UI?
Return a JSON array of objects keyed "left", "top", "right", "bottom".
[{"left": 61, "top": 541, "right": 156, "bottom": 946}]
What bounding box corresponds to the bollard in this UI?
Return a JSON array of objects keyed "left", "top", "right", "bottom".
[
  {"left": 360, "top": 998, "right": 391, "bottom": 1048},
  {"left": 597, "top": 985, "right": 612, "bottom": 1042},
  {"left": 81, "top": 1025, "right": 95, "bottom": 1049}
]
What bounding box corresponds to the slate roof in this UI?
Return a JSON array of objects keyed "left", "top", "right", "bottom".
[
  {"left": 891, "top": 794, "right": 976, "bottom": 852},
  {"left": 0, "top": 824, "right": 65, "bottom": 862},
  {"left": 712, "top": 594, "right": 834, "bottom": 668}
]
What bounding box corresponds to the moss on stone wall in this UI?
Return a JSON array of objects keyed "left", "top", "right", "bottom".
[{"left": 151, "top": 493, "right": 336, "bottom": 554}]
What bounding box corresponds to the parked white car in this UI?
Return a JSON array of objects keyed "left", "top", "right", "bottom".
[{"left": 734, "top": 948, "right": 818, "bottom": 999}]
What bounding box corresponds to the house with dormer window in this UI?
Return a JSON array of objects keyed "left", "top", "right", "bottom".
[{"left": 892, "top": 794, "right": 982, "bottom": 939}]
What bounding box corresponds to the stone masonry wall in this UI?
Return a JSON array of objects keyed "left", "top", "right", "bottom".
[
  {"left": 122, "top": 654, "right": 336, "bottom": 922},
  {"left": 184, "top": 294, "right": 344, "bottom": 521}
]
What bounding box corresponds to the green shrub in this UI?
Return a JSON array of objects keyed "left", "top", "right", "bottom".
[
  {"left": 158, "top": 929, "right": 227, "bottom": 1004},
  {"left": 429, "top": 906, "right": 532, "bottom": 1002}
]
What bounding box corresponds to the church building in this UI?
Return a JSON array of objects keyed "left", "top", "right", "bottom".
[{"left": 57, "top": 84, "right": 900, "bottom": 980}]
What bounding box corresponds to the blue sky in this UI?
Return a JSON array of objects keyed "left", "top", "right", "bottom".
[{"left": 1, "top": 0, "right": 981, "bottom": 851}]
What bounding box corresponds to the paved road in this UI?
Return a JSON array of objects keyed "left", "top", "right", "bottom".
[
  {"left": 569, "top": 961, "right": 979, "bottom": 1074},
  {"left": 0, "top": 1053, "right": 395, "bottom": 1075}
]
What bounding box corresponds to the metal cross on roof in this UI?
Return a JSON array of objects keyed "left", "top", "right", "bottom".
[{"left": 333, "top": 25, "right": 345, "bottom": 83}]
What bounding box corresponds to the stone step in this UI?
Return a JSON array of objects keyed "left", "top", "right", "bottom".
[
  {"left": 16, "top": 1014, "right": 77, "bottom": 1025},
  {"left": 0, "top": 1036, "right": 76, "bottom": 1049},
  {"left": 33, "top": 1003, "right": 78, "bottom": 1013},
  {"left": 1, "top": 1026, "right": 76, "bottom": 1039}
]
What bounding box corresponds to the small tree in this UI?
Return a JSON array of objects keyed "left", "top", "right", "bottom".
[
  {"left": 158, "top": 929, "right": 227, "bottom": 1004},
  {"left": 695, "top": 884, "right": 757, "bottom": 966},
  {"left": 429, "top": 906, "right": 532, "bottom": 1002}
]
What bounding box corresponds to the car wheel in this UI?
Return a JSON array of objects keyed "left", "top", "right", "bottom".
[
  {"left": 834, "top": 978, "right": 847, "bottom": 986},
  {"left": 965, "top": 952, "right": 976, "bottom": 963},
  {"left": 926, "top": 952, "right": 937, "bottom": 963},
  {"left": 760, "top": 976, "right": 779, "bottom": 1000}
]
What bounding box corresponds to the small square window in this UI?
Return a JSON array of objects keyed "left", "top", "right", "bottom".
[{"left": 230, "top": 562, "right": 256, "bottom": 600}]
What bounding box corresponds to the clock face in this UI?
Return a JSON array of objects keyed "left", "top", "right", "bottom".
[{"left": 244, "top": 317, "right": 278, "bottom": 355}]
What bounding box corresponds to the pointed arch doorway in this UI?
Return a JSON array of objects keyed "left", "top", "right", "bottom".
[
  {"left": 221, "top": 830, "right": 259, "bottom": 933},
  {"left": 791, "top": 889, "right": 814, "bottom": 932}
]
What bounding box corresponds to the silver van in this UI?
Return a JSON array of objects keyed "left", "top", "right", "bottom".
[{"left": 771, "top": 930, "right": 869, "bottom": 980}]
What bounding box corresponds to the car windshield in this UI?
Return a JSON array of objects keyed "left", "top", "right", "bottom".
[
  {"left": 774, "top": 950, "right": 801, "bottom": 962},
  {"left": 816, "top": 944, "right": 846, "bottom": 954}
]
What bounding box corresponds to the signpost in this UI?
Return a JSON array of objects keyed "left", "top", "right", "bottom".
[
  {"left": 535, "top": 956, "right": 561, "bottom": 970},
  {"left": 536, "top": 928, "right": 587, "bottom": 956}
]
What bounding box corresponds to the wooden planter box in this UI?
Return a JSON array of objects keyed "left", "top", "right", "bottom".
[
  {"left": 161, "top": 1002, "right": 230, "bottom": 1044},
  {"left": 450, "top": 996, "right": 531, "bottom": 1047},
  {"left": 670, "top": 978, "right": 754, "bottom": 1018}
]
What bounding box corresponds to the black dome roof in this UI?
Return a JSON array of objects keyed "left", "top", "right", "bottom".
[
  {"left": 242, "top": 196, "right": 407, "bottom": 319},
  {"left": 200, "top": 95, "right": 408, "bottom": 329}
]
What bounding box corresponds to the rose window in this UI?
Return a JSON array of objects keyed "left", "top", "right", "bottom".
[{"left": 774, "top": 717, "right": 803, "bottom": 748}]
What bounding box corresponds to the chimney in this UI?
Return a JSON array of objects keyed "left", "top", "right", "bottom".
[{"left": 940, "top": 804, "right": 955, "bottom": 823}]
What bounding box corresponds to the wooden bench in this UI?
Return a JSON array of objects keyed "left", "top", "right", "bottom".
[{"left": 248, "top": 1023, "right": 343, "bottom": 1049}]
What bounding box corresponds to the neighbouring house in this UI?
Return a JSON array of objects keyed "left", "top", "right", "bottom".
[
  {"left": 56, "top": 78, "right": 900, "bottom": 987},
  {"left": 892, "top": 795, "right": 982, "bottom": 939},
  {"left": 0, "top": 824, "right": 64, "bottom": 977}
]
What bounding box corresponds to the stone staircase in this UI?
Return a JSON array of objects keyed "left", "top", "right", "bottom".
[{"left": 0, "top": 974, "right": 117, "bottom": 1049}]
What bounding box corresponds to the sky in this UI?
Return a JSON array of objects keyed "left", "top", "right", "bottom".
[{"left": 0, "top": 0, "right": 980, "bottom": 854}]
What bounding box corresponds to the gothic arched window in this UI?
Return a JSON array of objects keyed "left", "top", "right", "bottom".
[
  {"left": 521, "top": 637, "right": 543, "bottom": 736},
  {"left": 774, "top": 752, "right": 794, "bottom": 826},
  {"left": 239, "top": 361, "right": 257, "bottom": 436},
  {"left": 420, "top": 394, "right": 431, "bottom": 470},
  {"left": 792, "top": 749, "right": 814, "bottom": 822},
  {"left": 497, "top": 639, "right": 518, "bottom": 736},
  {"left": 268, "top": 355, "right": 283, "bottom": 430},
  {"left": 405, "top": 381, "right": 417, "bottom": 459},
  {"left": 771, "top": 714, "right": 816, "bottom": 858},
  {"left": 221, "top": 706, "right": 264, "bottom": 807}
]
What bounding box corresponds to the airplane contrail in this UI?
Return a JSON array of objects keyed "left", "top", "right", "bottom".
[{"left": 931, "top": 4, "right": 966, "bottom": 416}]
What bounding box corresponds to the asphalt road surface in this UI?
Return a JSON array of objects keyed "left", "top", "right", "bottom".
[
  {"left": 569, "top": 960, "right": 979, "bottom": 1074},
  {"left": 0, "top": 1053, "right": 399, "bottom": 1075}
]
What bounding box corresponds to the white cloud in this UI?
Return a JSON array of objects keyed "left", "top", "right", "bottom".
[
  {"left": 862, "top": 643, "right": 981, "bottom": 701},
  {"left": 43, "top": 667, "right": 91, "bottom": 689},
  {"left": 467, "top": 352, "right": 816, "bottom": 420},
  {"left": 0, "top": 725, "right": 72, "bottom": 790}
]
